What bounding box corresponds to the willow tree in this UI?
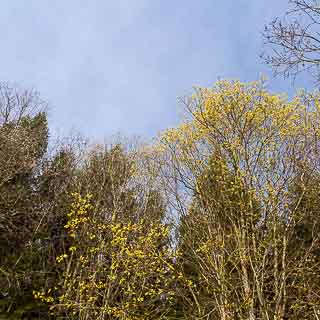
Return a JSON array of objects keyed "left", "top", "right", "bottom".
[{"left": 159, "top": 80, "right": 320, "bottom": 319}]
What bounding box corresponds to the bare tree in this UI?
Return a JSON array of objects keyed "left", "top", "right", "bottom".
[{"left": 262, "top": 0, "right": 320, "bottom": 86}]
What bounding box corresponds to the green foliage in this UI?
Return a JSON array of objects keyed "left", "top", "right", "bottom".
[{"left": 0, "top": 107, "right": 51, "bottom": 318}]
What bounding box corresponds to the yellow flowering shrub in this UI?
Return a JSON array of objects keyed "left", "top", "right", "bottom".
[{"left": 37, "top": 193, "right": 188, "bottom": 320}]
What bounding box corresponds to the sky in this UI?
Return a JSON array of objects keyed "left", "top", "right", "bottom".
[{"left": 0, "top": 1, "right": 310, "bottom": 141}]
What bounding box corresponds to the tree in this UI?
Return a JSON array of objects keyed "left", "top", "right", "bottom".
[
  {"left": 33, "top": 144, "right": 186, "bottom": 320},
  {"left": 0, "top": 84, "right": 80, "bottom": 319},
  {"left": 176, "top": 155, "right": 262, "bottom": 319},
  {"left": 158, "top": 80, "right": 320, "bottom": 319},
  {"left": 262, "top": 0, "right": 320, "bottom": 86},
  {"left": 284, "top": 162, "right": 320, "bottom": 318},
  {"left": 0, "top": 83, "right": 51, "bottom": 319},
  {"left": 75, "top": 144, "right": 166, "bottom": 224}
]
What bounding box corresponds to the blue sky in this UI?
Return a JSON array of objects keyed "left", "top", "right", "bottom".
[{"left": 0, "top": 1, "right": 309, "bottom": 140}]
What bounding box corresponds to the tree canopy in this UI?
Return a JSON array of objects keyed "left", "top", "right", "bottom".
[{"left": 1, "top": 81, "right": 320, "bottom": 318}]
